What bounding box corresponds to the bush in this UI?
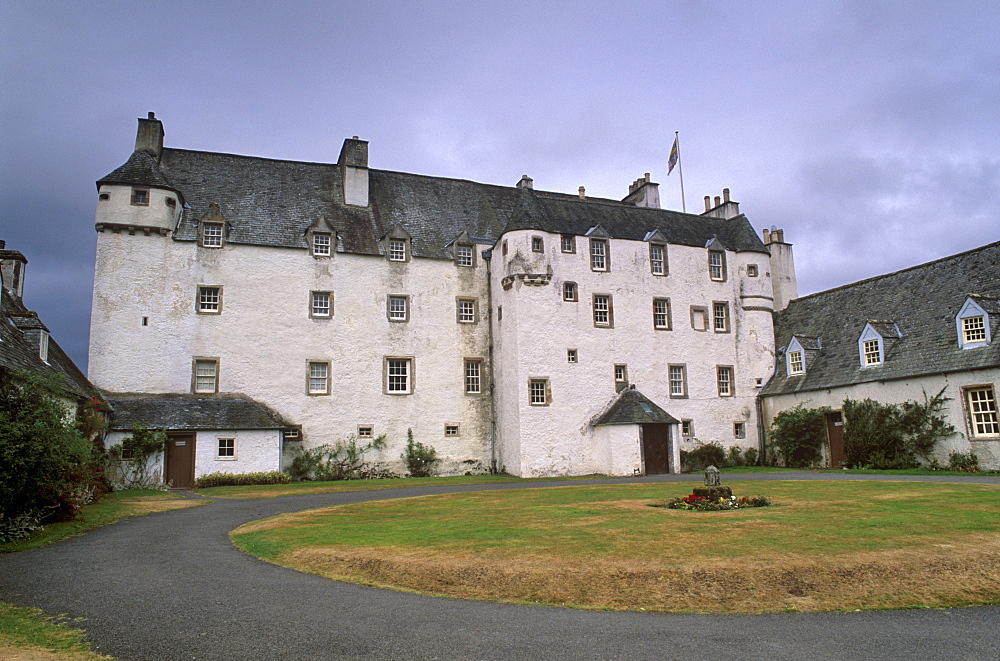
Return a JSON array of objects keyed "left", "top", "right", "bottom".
[
  {"left": 107, "top": 425, "right": 167, "bottom": 489},
  {"left": 843, "top": 389, "right": 956, "bottom": 468},
  {"left": 0, "top": 371, "right": 108, "bottom": 541},
  {"left": 947, "top": 451, "right": 980, "bottom": 473},
  {"left": 726, "top": 446, "right": 744, "bottom": 467},
  {"left": 194, "top": 471, "right": 291, "bottom": 488},
  {"left": 768, "top": 405, "right": 829, "bottom": 468},
  {"left": 289, "top": 435, "right": 387, "bottom": 481},
  {"left": 681, "top": 441, "right": 726, "bottom": 472},
  {"left": 743, "top": 447, "right": 759, "bottom": 466},
  {"left": 402, "top": 428, "right": 438, "bottom": 477}
]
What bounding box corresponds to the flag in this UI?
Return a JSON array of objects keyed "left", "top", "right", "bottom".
[{"left": 667, "top": 135, "right": 679, "bottom": 175}]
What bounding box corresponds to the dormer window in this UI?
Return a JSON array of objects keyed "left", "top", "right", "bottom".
[
  {"left": 201, "top": 222, "right": 224, "bottom": 248},
  {"left": 788, "top": 350, "right": 804, "bottom": 375},
  {"left": 785, "top": 336, "right": 816, "bottom": 375},
  {"left": 590, "top": 238, "right": 608, "bottom": 271},
  {"left": 708, "top": 251, "right": 726, "bottom": 281},
  {"left": 388, "top": 238, "right": 407, "bottom": 262},
  {"left": 455, "top": 244, "right": 474, "bottom": 267},
  {"left": 312, "top": 233, "right": 331, "bottom": 256},
  {"left": 956, "top": 297, "right": 992, "bottom": 349},
  {"left": 858, "top": 322, "right": 897, "bottom": 367},
  {"left": 130, "top": 188, "right": 149, "bottom": 206},
  {"left": 39, "top": 330, "right": 49, "bottom": 363},
  {"left": 649, "top": 244, "right": 666, "bottom": 275},
  {"left": 862, "top": 339, "right": 881, "bottom": 366}
]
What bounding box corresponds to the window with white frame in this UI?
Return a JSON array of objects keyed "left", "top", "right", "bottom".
[
  {"left": 653, "top": 298, "right": 671, "bottom": 330},
  {"left": 457, "top": 298, "right": 477, "bottom": 324},
  {"left": 387, "top": 295, "right": 408, "bottom": 322},
  {"left": 717, "top": 366, "right": 733, "bottom": 396},
  {"left": 965, "top": 386, "right": 999, "bottom": 437},
  {"left": 386, "top": 358, "right": 413, "bottom": 394},
  {"left": 713, "top": 302, "right": 730, "bottom": 332},
  {"left": 708, "top": 250, "right": 726, "bottom": 281},
  {"left": 956, "top": 297, "right": 992, "bottom": 349},
  {"left": 669, "top": 364, "right": 687, "bottom": 398},
  {"left": 455, "top": 244, "right": 474, "bottom": 267},
  {"left": 649, "top": 244, "right": 666, "bottom": 275},
  {"left": 593, "top": 294, "right": 612, "bottom": 327},
  {"left": 863, "top": 339, "right": 881, "bottom": 366},
  {"left": 38, "top": 330, "right": 49, "bottom": 363},
  {"left": 357, "top": 425, "right": 373, "bottom": 438},
  {"left": 193, "top": 358, "right": 219, "bottom": 393},
  {"left": 590, "top": 238, "right": 608, "bottom": 271},
  {"left": 217, "top": 437, "right": 235, "bottom": 459},
  {"left": 445, "top": 424, "right": 460, "bottom": 436},
  {"left": 682, "top": 420, "right": 694, "bottom": 436},
  {"left": 201, "top": 222, "right": 224, "bottom": 248},
  {"left": 388, "top": 238, "right": 407, "bottom": 261},
  {"left": 464, "top": 359, "right": 482, "bottom": 394},
  {"left": 561, "top": 234, "right": 575, "bottom": 253},
  {"left": 197, "top": 286, "right": 222, "bottom": 314},
  {"left": 311, "top": 291, "right": 332, "bottom": 318},
  {"left": 567, "top": 349, "right": 578, "bottom": 363},
  {"left": 788, "top": 350, "right": 804, "bottom": 375},
  {"left": 531, "top": 236, "right": 544, "bottom": 253},
  {"left": 614, "top": 364, "right": 628, "bottom": 388},
  {"left": 563, "top": 281, "right": 578, "bottom": 302},
  {"left": 962, "top": 316, "right": 987, "bottom": 344},
  {"left": 308, "top": 361, "right": 330, "bottom": 395},
  {"left": 529, "top": 378, "right": 550, "bottom": 405},
  {"left": 312, "top": 233, "right": 331, "bottom": 256},
  {"left": 131, "top": 187, "right": 149, "bottom": 206}
]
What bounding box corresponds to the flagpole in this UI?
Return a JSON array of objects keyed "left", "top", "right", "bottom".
[{"left": 675, "top": 131, "right": 687, "bottom": 213}]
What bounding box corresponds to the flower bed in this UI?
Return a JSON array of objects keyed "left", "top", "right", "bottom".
[{"left": 651, "top": 494, "right": 772, "bottom": 511}]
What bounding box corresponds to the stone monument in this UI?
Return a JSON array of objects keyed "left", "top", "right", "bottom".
[{"left": 692, "top": 465, "right": 733, "bottom": 500}]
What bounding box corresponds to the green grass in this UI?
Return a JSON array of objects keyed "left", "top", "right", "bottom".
[
  {"left": 718, "top": 466, "right": 802, "bottom": 473},
  {"left": 0, "top": 490, "right": 199, "bottom": 554},
  {"left": 819, "top": 467, "right": 1000, "bottom": 476},
  {"left": 233, "top": 480, "right": 1000, "bottom": 563},
  {"left": 0, "top": 602, "right": 110, "bottom": 659}
]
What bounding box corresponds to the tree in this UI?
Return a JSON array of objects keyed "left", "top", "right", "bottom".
[{"left": 768, "top": 405, "right": 829, "bottom": 467}]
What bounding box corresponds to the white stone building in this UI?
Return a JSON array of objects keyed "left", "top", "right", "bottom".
[{"left": 89, "top": 113, "right": 795, "bottom": 483}]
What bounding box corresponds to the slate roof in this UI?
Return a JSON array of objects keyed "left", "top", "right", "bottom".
[
  {"left": 103, "top": 393, "right": 291, "bottom": 431},
  {"left": 763, "top": 241, "right": 1000, "bottom": 396},
  {"left": 592, "top": 388, "right": 680, "bottom": 426},
  {"left": 98, "top": 147, "right": 769, "bottom": 259}
]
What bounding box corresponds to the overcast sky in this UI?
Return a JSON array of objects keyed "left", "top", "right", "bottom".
[{"left": 2, "top": 0, "right": 998, "bottom": 371}]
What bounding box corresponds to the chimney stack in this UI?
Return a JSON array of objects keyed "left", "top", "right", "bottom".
[
  {"left": 704, "top": 196, "right": 711, "bottom": 212},
  {"left": 134, "top": 111, "right": 164, "bottom": 161},
  {"left": 338, "top": 136, "right": 370, "bottom": 206},
  {"left": 578, "top": 186, "right": 586, "bottom": 199},
  {"left": 764, "top": 226, "right": 798, "bottom": 311},
  {"left": 0, "top": 245, "right": 28, "bottom": 300},
  {"left": 516, "top": 174, "right": 533, "bottom": 190},
  {"left": 622, "top": 172, "right": 660, "bottom": 208},
  {"left": 701, "top": 188, "right": 741, "bottom": 220}
]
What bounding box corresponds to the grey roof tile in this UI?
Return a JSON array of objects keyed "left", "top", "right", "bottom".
[
  {"left": 103, "top": 392, "right": 291, "bottom": 431},
  {"left": 593, "top": 388, "right": 680, "bottom": 426}
]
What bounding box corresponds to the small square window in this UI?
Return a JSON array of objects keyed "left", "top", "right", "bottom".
[
  {"left": 614, "top": 364, "right": 628, "bottom": 391},
  {"left": 717, "top": 366, "right": 733, "bottom": 397},
  {"left": 455, "top": 244, "right": 474, "bottom": 267},
  {"left": 713, "top": 302, "right": 730, "bottom": 332},
  {"left": 357, "top": 425, "right": 374, "bottom": 438},
  {"left": 563, "top": 282, "right": 578, "bottom": 302},
  {"left": 669, "top": 365, "right": 687, "bottom": 398},
  {"left": 593, "top": 294, "right": 613, "bottom": 327},
  {"left": 747, "top": 264, "right": 759, "bottom": 278},
  {"left": 567, "top": 349, "right": 578, "bottom": 364},
  {"left": 649, "top": 244, "right": 666, "bottom": 275},
  {"left": 457, "top": 298, "right": 477, "bottom": 324},
  {"left": 198, "top": 286, "right": 222, "bottom": 314},
  {"left": 131, "top": 188, "right": 149, "bottom": 206},
  {"left": 312, "top": 233, "right": 331, "bottom": 256},
  {"left": 388, "top": 295, "right": 409, "bottom": 322},
  {"left": 709, "top": 251, "right": 726, "bottom": 281},
  {"left": 653, "top": 298, "right": 671, "bottom": 330},
  {"left": 388, "top": 239, "right": 407, "bottom": 261},
  {"left": 529, "top": 378, "right": 550, "bottom": 406},
  {"left": 445, "top": 424, "right": 460, "bottom": 437},
  {"left": 682, "top": 420, "right": 694, "bottom": 437},
  {"left": 201, "top": 222, "right": 224, "bottom": 248},
  {"left": 590, "top": 239, "right": 608, "bottom": 271},
  {"left": 561, "top": 235, "right": 575, "bottom": 253},
  {"left": 311, "top": 291, "right": 332, "bottom": 318},
  {"left": 734, "top": 423, "right": 746, "bottom": 439},
  {"left": 531, "top": 236, "right": 544, "bottom": 253},
  {"left": 217, "top": 437, "right": 236, "bottom": 459},
  {"left": 386, "top": 357, "right": 413, "bottom": 394},
  {"left": 193, "top": 358, "right": 219, "bottom": 394},
  {"left": 308, "top": 361, "right": 330, "bottom": 395},
  {"left": 464, "top": 359, "right": 482, "bottom": 394}
]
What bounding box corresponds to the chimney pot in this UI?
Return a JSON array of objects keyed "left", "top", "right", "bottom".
[
  {"left": 723, "top": 188, "right": 730, "bottom": 202},
  {"left": 763, "top": 229, "right": 770, "bottom": 243},
  {"left": 578, "top": 186, "right": 586, "bottom": 199},
  {"left": 714, "top": 196, "right": 721, "bottom": 207},
  {"left": 704, "top": 196, "right": 711, "bottom": 212},
  {"left": 644, "top": 172, "right": 650, "bottom": 182},
  {"left": 147, "top": 111, "right": 155, "bottom": 119}
]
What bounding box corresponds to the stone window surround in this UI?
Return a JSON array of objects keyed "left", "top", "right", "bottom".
[
  {"left": 528, "top": 377, "right": 551, "bottom": 406},
  {"left": 197, "top": 286, "right": 223, "bottom": 314},
  {"left": 387, "top": 237, "right": 409, "bottom": 262},
  {"left": 713, "top": 301, "right": 731, "bottom": 333},
  {"left": 563, "top": 281, "right": 578, "bottom": 302},
  {"left": 464, "top": 358, "right": 483, "bottom": 394},
  {"left": 561, "top": 234, "right": 576, "bottom": 253},
  {"left": 455, "top": 243, "right": 475, "bottom": 267},
  {"left": 384, "top": 356, "right": 414, "bottom": 395},
  {"left": 200, "top": 221, "right": 225, "bottom": 248},
  {"left": 531, "top": 236, "right": 544, "bottom": 253},
  {"left": 357, "top": 425, "right": 374, "bottom": 438},
  {"left": 593, "top": 293, "right": 614, "bottom": 328},
  {"left": 387, "top": 295, "right": 409, "bottom": 322},
  {"left": 444, "top": 423, "right": 460, "bottom": 436},
  {"left": 653, "top": 297, "right": 672, "bottom": 330},
  {"left": 709, "top": 250, "right": 727, "bottom": 281},
  {"left": 310, "top": 291, "right": 332, "bottom": 318},
  {"left": 668, "top": 364, "right": 687, "bottom": 398},
  {"left": 649, "top": 243, "right": 667, "bottom": 275},
  {"left": 456, "top": 297, "right": 478, "bottom": 324},
  {"left": 192, "top": 357, "right": 219, "bottom": 394},
  {"left": 130, "top": 187, "right": 150, "bottom": 206},
  {"left": 590, "top": 238, "right": 609, "bottom": 272},
  {"left": 567, "top": 348, "right": 578, "bottom": 363},
  {"left": 690, "top": 306, "right": 709, "bottom": 332},
  {"left": 964, "top": 385, "right": 999, "bottom": 438},
  {"left": 681, "top": 419, "right": 695, "bottom": 436},
  {"left": 307, "top": 360, "right": 330, "bottom": 395},
  {"left": 717, "top": 365, "right": 734, "bottom": 397},
  {"left": 311, "top": 232, "right": 332, "bottom": 257}
]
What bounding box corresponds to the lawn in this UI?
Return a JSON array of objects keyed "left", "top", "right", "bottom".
[
  {"left": 0, "top": 602, "right": 110, "bottom": 660},
  {"left": 232, "top": 480, "right": 1000, "bottom": 613}
]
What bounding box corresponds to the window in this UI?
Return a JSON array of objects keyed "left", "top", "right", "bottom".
[
  {"left": 563, "top": 281, "right": 578, "bottom": 302},
  {"left": 464, "top": 359, "right": 482, "bottom": 394},
  {"left": 312, "top": 233, "right": 331, "bottom": 256},
  {"left": 445, "top": 424, "right": 460, "bottom": 437},
  {"left": 788, "top": 350, "right": 804, "bottom": 375},
  {"left": 962, "top": 316, "right": 987, "bottom": 345},
  {"left": 747, "top": 264, "right": 759, "bottom": 277},
  {"left": 201, "top": 222, "right": 224, "bottom": 248},
  {"left": 38, "top": 330, "right": 49, "bottom": 362},
  {"left": 653, "top": 298, "right": 671, "bottom": 330},
  {"left": 455, "top": 244, "right": 474, "bottom": 267},
  {"left": 502, "top": 240, "right": 508, "bottom": 256},
  {"left": 863, "top": 339, "right": 881, "bottom": 366},
  {"left": 593, "top": 294, "right": 613, "bottom": 327},
  {"left": 561, "top": 235, "right": 575, "bottom": 253},
  {"left": 717, "top": 366, "right": 733, "bottom": 397},
  {"left": 357, "top": 425, "right": 373, "bottom": 438},
  {"left": 614, "top": 364, "right": 628, "bottom": 391},
  {"left": 193, "top": 358, "right": 219, "bottom": 393},
  {"left": 529, "top": 378, "right": 550, "bottom": 406},
  {"left": 131, "top": 188, "right": 149, "bottom": 206},
  {"left": 387, "top": 295, "right": 409, "bottom": 322},
  {"left": 709, "top": 251, "right": 726, "bottom": 281},
  {"left": 956, "top": 298, "right": 992, "bottom": 349},
  {"left": 669, "top": 364, "right": 687, "bottom": 398},
  {"left": 386, "top": 358, "right": 413, "bottom": 394},
  {"left": 197, "top": 286, "right": 221, "bottom": 314},
  {"left": 457, "top": 298, "right": 477, "bottom": 324},
  {"left": 682, "top": 420, "right": 694, "bottom": 437},
  {"left": 567, "top": 349, "right": 578, "bottom": 363},
  {"left": 713, "top": 302, "right": 730, "bottom": 332},
  {"left": 497, "top": 306, "right": 502, "bottom": 321},
  {"left": 691, "top": 306, "right": 709, "bottom": 331},
  {"left": 166, "top": 197, "right": 176, "bottom": 208},
  {"left": 217, "top": 438, "right": 236, "bottom": 459},
  {"left": 590, "top": 238, "right": 608, "bottom": 271},
  {"left": 388, "top": 238, "right": 407, "bottom": 262},
  {"left": 308, "top": 361, "right": 330, "bottom": 395},
  {"left": 966, "top": 387, "right": 999, "bottom": 437},
  {"left": 531, "top": 236, "right": 544, "bottom": 253},
  {"left": 283, "top": 429, "right": 300, "bottom": 441},
  {"left": 310, "top": 291, "right": 332, "bottom": 318},
  {"left": 649, "top": 244, "right": 666, "bottom": 275},
  {"left": 734, "top": 423, "right": 746, "bottom": 439}
]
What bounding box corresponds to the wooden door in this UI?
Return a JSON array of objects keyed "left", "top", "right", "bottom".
[
  {"left": 642, "top": 424, "right": 671, "bottom": 474},
  {"left": 825, "top": 412, "right": 846, "bottom": 467},
  {"left": 165, "top": 433, "right": 196, "bottom": 488}
]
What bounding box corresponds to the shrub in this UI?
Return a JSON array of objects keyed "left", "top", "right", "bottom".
[
  {"left": 107, "top": 425, "right": 168, "bottom": 489},
  {"left": 402, "top": 428, "right": 439, "bottom": 477},
  {"left": 743, "top": 447, "right": 759, "bottom": 466},
  {"left": 0, "top": 371, "right": 108, "bottom": 541},
  {"left": 947, "top": 451, "right": 980, "bottom": 473},
  {"left": 682, "top": 441, "right": 726, "bottom": 472},
  {"left": 768, "top": 405, "right": 829, "bottom": 468},
  {"left": 289, "top": 435, "right": 387, "bottom": 481},
  {"left": 194, "top": 471, "right": 291, "bottom": 488},
  {"left": 843, "top": 389, "right": 956, "bottom": 468},
  {"left": 726, "top": 446, "right": 744, "bottom": 467}
]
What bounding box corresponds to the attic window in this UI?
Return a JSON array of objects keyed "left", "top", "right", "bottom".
[
  {"left": 455, "top": 244, "right": 474, "bottom": 267},
  {"left": 708, "top": 251, "right": 726, "bottom": 281},
  {"left": 388, "top": 238, "right": 407, "bottom": 262},
  {"left": 788, "top": 350, "right": 804, "bottom": 375},
  {"left": 956, "top": 298, "right": 992, "bottom": 349},
  {"left": 863, "top": 339, "right": 881, "bottom": 366},
  {"left": 858, "top": 323, "right": 890, "bottom": 367},
  {"left": 312, "top": 233, "right": 331, "bottom": 256},
  {"left": 39, "top": 330, "right": 49, "bottom": 363},
  {"left": 201, "top": 222, "right": 224, "bottom": 248},
  {"left": 130, "top": 188, "right": 149, "bottom": 206}
]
